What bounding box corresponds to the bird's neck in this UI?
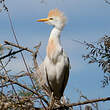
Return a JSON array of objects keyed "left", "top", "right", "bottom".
[
  {"left": 49, "top": 27, "right": 61, "bottom": 42},
  {"left": 46, "top": 27, "right": 62, "bottom": 61}
]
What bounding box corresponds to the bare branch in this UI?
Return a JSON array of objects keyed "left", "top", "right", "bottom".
[
  {"left": 54, "top": 97, "right": 110, "bottom": 109},
  {"left": 0, "top": 49, "right": 25, "bottom": 60},
  {"left": 0, "top": 74, "right": 49, "bottom": 106},
  {"left": 4, "top": 40, "right": 33, "bottom": 53}
]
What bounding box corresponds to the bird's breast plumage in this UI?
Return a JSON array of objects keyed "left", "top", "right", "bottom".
[
  {"left": 47, "top": 38, "right": 56, "bottom": 60},
  {"left": 47, "top": 38, "right": 63, "bottom": 64}
]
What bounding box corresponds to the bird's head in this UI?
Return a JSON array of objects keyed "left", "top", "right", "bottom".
[{"left": 37, "top": 8, "right": 66, "bottom": 30}]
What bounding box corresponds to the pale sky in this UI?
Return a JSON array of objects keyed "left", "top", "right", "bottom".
[{"left": 0, "top": 0, "right": 110, "bottom": 109}]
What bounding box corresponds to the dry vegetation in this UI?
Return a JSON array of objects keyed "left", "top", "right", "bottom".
[{"left": 0, "top": 0, "right": 110, "bottom": 110}]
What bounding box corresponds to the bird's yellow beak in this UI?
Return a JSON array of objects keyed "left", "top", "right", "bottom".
[{"left": 37, "top": 18, "right": 49, "bottom": 22}]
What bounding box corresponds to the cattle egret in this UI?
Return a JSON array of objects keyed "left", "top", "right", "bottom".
[{"left": 37, "top": 9, "right": 70, "bottom": 100}]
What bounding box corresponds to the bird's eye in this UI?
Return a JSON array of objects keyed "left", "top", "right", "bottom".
[{"left": 49, "top": 18, "right": 53, "bottom": 20}]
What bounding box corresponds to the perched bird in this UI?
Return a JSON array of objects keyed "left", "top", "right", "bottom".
[{"left": 37, "top": 8, "right": 70, "bottom": 100}]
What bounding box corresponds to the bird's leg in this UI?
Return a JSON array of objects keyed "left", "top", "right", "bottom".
[{"left": 49, "top": 92, "right": 55, "bottom": 110}]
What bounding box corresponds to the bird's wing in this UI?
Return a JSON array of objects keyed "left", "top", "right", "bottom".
[
  {"left": 32, "top": 60, "right": 47, "bottom": 87},
  {"left": 38, "top": 61, "right": 47, "bottom": 85},
  {"left": 45, "top": 66, "right": 53, "bottom": 92},
  {"left": 61, "top": 57, "right": 70, "bottom": 95}
]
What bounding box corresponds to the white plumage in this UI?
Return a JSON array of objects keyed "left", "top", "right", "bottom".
[{"left": 37, "top": 9, "right": 70, "bottom": 99}]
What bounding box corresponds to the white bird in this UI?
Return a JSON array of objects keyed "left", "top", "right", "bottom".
[{"left": 37, "top": 8, "right": 70, "bottom": 100}]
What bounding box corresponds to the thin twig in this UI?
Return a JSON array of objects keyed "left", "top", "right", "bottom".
[
  {"left": 0, "top": 49, "right": 25, "bottom": 60},
  {"left": 4, "top": 40, "right": 33, "bottom": 53},
  {"left": 0, "top": 61, "right": 21, "bottom": 103},
  {"left": 0, "top": 56, "right": 13, "bottom": 71}
]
